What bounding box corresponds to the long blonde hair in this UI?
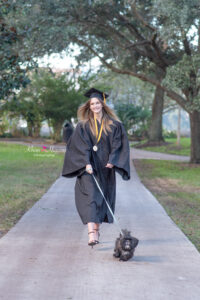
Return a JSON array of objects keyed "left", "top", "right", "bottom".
[{"left": 77, "top": 98, "right": 121, "bottom": 136}]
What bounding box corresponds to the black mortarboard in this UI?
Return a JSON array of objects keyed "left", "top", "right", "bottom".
[{"left": 84, "top": 88, "right": 109, "bottom": 104}]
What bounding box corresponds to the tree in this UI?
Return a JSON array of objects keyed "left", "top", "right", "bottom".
[
  {"left": 0, "top": 110, "right": 9, "bottom": 135},
  {"left": 0, "top": 1, "right": 35, "bottom": 100},
  {"left": 2, "top": 66, "right": 102, "bottom": 140},
  {"left": 9, "top": 0, "right": 200, "bottom": 162},
  {"left": 37, "top": 71, "right": 83, "bottom": 141},
  {"left": 4, "top": 69, "right": 87, "bottom": 140},
  {"left": 10, "top": 0, "right": 176, "bottom": 142},
  {"left": 2, "top": 89, "right": 44, "bottom": 137}
]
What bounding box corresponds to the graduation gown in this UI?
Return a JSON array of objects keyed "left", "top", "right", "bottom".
[{"left": 62, "top": 118, "right": 130, "bottom": 224}]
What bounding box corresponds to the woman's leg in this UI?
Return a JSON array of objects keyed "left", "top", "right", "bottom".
[
  {"left": 87, "top": 222, "right": 95, "bottom": 243},
  {"left": 94, "top": 223, "right": 100, "bottom": 241},
  {"left": 94, "top": 223, "right": 100, "bottom": 230}
]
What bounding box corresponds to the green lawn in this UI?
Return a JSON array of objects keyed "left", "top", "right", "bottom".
[
  {"left": 134, "top": 159, "right": 200, "bottom": 252},
  {"left": 132, "top": 137, "right": 190, "bottom": 156},
  {"left": 0, "top": 142, "right": 64, "bottom": 237}
]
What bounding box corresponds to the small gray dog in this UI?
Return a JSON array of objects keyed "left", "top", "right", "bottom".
[{"left": 113, "top": 229, "right": 139, "bottom": 261}]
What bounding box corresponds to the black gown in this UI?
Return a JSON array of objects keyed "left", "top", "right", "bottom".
[{"left": 61, "top": 118, "right": 130, "bottom": 224}]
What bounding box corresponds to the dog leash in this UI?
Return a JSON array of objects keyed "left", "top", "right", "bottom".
[{"left": 91, "top": 173, "right": 123, "bottom": 236}]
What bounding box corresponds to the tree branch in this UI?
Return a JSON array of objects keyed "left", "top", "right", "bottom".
[
  {"left": 163, "top": 104, "right": 179, "bottom": 114},
  {"left": 77, "top": 8, "right": 172, "bottom": 68},
  {"left": 130, "top": 1, "right": 156, "bottom": 32},
  {"left": 73, "top": 37, "right": 188, "bottom": 111},
  {"left": 198, "top": 22, "right": 200, "bottom": 53},
  {"left": 183, "top": 36, "right": 191, "bottom": 56},
  {"left": 116, "top": 14, "right": 144, "bottom": 41},
  {"left": 74, "top": 17, "right": 133, "bottom": 51},
  {"left": 125, "top": 40, "right": 151, "bottom": 49},
  {"left": 77, "top": 15, "right": 156, "bottom": 63},
  {"left": 114, "top": 13, "right": 168, "bottom": 66},
  {"left": 151, "top": 33, "right": 169, "bottom": 67}
]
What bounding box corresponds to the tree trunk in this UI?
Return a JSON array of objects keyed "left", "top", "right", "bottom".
[
  {"left": 189, "top": 110, "right": 200, "bottom": 163},
  {"left": 176, "top": 106, "right": 181, "bottom": 146},
  {"left": 52, "top": 123, "right": 62, "bottom": 142},
  {"left": 148, "top": 68, "right": 165, "bottom": 143},
  {"left": 33, "top": 123, "right": 41, "bottom": 138},
  {"left": 27, "top": 122, "right": 33, "bottom": 137},
  {"left": 47, "top": 119, "right": 54, "bottom": 139}
]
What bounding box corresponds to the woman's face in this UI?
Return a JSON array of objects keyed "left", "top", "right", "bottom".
[{"left": 89, "top": 97, "right": 103, "bottom": 114}]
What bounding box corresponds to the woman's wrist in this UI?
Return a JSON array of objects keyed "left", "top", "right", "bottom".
[{"left": 106, "top": 162, "right": 114, "bottom": 168}]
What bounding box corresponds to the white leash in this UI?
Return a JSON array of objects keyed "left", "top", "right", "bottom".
[{"left": 91, "top": 173, "right": 123, "bottom": 235}]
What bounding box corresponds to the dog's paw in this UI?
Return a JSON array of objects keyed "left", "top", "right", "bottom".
[{"left": 113, "top": 251, "right": 120, "bottom": 258}]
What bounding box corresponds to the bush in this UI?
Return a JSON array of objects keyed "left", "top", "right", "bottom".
[
  {"left": 11, "top": 127, "right": 28, "bottom": 137},
  {"left": 0, "top": 132, "right": 13, "bottom": 138},
  {"left": 163, "top": 129, "right": 177, "bottom": 138},
  {"left": 114, "top": 102, "right": 151, "bottom": 139}
]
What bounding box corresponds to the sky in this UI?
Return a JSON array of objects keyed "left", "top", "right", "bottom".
[{"left": 37, "top": 45, "right": 101, "bottom": 71}]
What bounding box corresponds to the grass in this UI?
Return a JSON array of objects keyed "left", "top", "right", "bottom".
[
  {"left": 134, "top": 159, "right": 200, "bottom": 252},
  {"left": 0, "top": 142, "right": 64, "bottom": 237},
  {"left": 132, "top": 137, "right": 190, "bottom": 156}
]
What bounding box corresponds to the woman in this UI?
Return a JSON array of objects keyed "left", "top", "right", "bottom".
[{"left": 62, "top": 88, "right": 130, "bottom": 247}]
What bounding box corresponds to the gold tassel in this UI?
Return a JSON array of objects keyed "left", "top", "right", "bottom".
[{"left": 103, "top": 92, "right": 106, "bottom": 104}]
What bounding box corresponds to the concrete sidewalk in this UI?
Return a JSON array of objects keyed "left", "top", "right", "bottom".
[
  {"left": 131, "top": 147, "right": 189, "bottom": 161},
  {"left": 0, "top": 162, "right": 199, "bottom": 299}
]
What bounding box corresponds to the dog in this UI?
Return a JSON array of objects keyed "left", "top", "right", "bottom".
[{"left": 113, "top": 229, "right": 139, "bottom": 261}]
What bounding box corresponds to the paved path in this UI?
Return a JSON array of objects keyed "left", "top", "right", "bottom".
[
  {"left": 131, "top": 148, "right": 189, "bottom": 161},
  {"left": 0, "top": 156, "right": 199, "bottom": 299}
]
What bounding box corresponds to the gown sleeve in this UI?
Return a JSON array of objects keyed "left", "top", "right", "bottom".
[
  {"left": 108, "top": 121, "right": 130, "bottom": 180},
  {"left": 62, "top": 122, "right": 91, "bottom": 178}
]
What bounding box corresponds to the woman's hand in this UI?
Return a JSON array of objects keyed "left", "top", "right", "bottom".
[
  {"left": 86, "top": 164, "right": 93, "bottom": 174},
  {"left": 105, "top": 163, "right": 114, "bottom": 168}
]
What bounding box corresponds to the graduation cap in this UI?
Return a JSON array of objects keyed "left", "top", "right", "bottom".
[{"left": 84, "top": 88, "right": 109, "bottom": 104}]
